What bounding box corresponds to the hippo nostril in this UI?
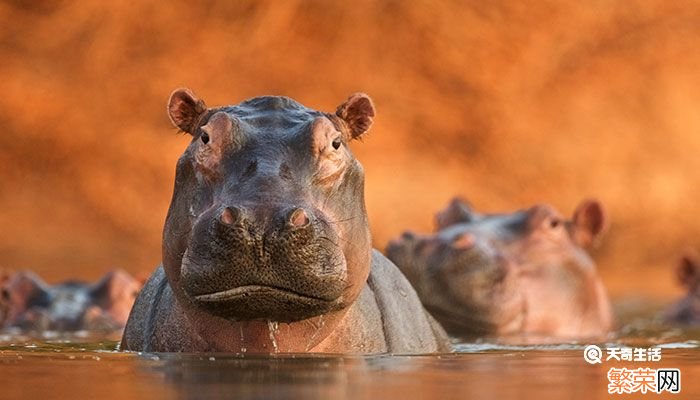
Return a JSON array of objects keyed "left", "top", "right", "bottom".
[
  {"left": 288, "top": 208, "right": 310, "bottom": 228},
  {"left": 451, "top": 233, "right": 475, "bottom": 250},
  {"left": 221, "top": 207, "right": 243, "bottom": 225}
]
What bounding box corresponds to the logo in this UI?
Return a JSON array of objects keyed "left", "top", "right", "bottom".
[
  {"left": 583, "top": 345, "right": 682, "bottom": 395},
  {"left": 583, "top": 344, "right": 603, "bottom": 364}
]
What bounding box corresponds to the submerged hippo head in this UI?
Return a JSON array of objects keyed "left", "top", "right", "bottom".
[
  {"left": 163, "top": 89, "right": 374, "bottom": 323},
  {"left": 388, "top": 198, "right": 613, "bottom": 339},
  {"left": 0, "top": 270, "right": 142, "bottom": 332},
  {"left": 665, "top": 252, "right": 700, "bottom": 325}
]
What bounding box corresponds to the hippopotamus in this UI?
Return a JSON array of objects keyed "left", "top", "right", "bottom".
[
  {"left": 0, "top": 269, "right": 142, "bottom": 332},
  {"left": 664, "top": 253, "right": 700, "bottom": 325},
  {"left": 386, "top": 198, "right": 614, "bottom": 340},
  {"left": 121, "top": 89, "right": 449, "bottom": 353}
]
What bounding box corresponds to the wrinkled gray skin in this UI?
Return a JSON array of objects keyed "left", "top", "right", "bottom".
[
  {"left": 387, "top": 198, "right": 614, "bottom": 340},
  {"left": 0, "top": 270, "right": 141, "bottom": 332},
  {"left": 121, "top": 89, "right": 449, "bottom": 353},
  {"left": 665, "top": 253, "right": 700, "bottom": 325}
]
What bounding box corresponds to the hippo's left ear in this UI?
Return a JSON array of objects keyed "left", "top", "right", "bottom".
[
  {"left": 336, "top": 93, "right": 375, "bottom": 139},
  {"left": 572, "top": 199, "right": 607, "bottom": 247},
  {"left": 168, "top": 88, "right": 208, "bottom": 134},
  {"left": 435, "top": 197, "right": 475, "bottom": 231}
]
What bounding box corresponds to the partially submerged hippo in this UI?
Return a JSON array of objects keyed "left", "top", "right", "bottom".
[
  {"left": 386, "top": 198, "right": 613, "bottom": 340},
  {"left": 0, "top": 269, "right": 142, "bottom": 332},
  {"left": 121, "top": 89, "right": 449, "bottom": 353},
  {"left": 665, "top": 252, "right": 700, "bottom": 325}
]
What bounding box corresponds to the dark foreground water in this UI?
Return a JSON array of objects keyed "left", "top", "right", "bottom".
[{"left": 1, "top": 300, "right": 698, "bottom": 400}]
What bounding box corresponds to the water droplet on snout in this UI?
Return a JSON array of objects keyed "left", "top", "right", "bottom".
[{"left": 267, "top": 320, "right": 280, "bottom": 353}]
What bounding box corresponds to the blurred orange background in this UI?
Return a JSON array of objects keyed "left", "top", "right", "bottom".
[{"left": 1, "top": 1, "right": 698, "bottom": 302}]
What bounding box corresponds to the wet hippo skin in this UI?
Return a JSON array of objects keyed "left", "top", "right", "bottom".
[
  {"left": 121, "top": 89, "right": 450, "bottom": 353},
  {"left": 387, "top": 198, "right": 614, "bottom": 340}
]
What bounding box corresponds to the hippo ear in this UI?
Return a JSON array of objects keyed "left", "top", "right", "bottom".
[
  {"left": 89, "top": 271, "right": 115, "bottom": 299},
  {"left": 4, "top": 271, "right": 48, "bottom": 303},
  {"left": 168, "top": 88, "right": 207, "bottom": 134},
  {"left": 435, "top": 197, "right": 475, "bottom": 231},
  {"left": 677, "top": 252, "right": 700, "bottom": 288},
  {"left": 14, "top": 271, "right": 48, "bottom": 290},
  {"left": 336, "top": 93, "right": 375, "bottom": 139},
  {"left": 572, "top": 199, "right": 607, "bottom": 247},
  {"left": 90, "top": 270, "right": 141, "bottom": 305},
  {"left": 0, "top": 271, "right": 12, "bottom": 304}
]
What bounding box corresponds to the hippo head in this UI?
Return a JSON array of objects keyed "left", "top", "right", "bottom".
[
  {"left": 389, "top": 198, "right": 612, "bottom": 338},
  {"left": 0, "top": 270, "right": 142, "bottom": 332},
  {"left": 162, "top": 89, "right": 374, "bottom": 323},
  {"left": 386, "top": 230, "right": 524, "bottom": 335},
  {"left": 443, "top": 200, "right": 612, "bottom": 337}
]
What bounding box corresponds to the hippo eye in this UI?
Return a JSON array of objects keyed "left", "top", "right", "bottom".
[
  {"left": 1, "top": 288, "right": 9, "bottom": 301},
  {"left": 200, "top": 132, "right": 210, "bottom": 144},
  {"left": 550, "top": 219, "right": 561, "bottom": 229},
  {"left": 332, "top": 137, "right": 342, "bottom": 150}
]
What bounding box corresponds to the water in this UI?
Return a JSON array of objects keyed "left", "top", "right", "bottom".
[{"left": 1, "top": 301, "right": 698, "bottom": 400}]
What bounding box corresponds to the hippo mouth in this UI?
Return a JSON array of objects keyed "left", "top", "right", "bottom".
[
  {"left": 189, "top": 283, "right": 344, "bottom": 322},
  {"left": 179, "top": 209, "right": 349, "bottom": 322},
  {"left": 194, "top": 284, "right": 336, "bottom": 303}
]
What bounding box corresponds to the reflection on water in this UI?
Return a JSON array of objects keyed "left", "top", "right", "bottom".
[{"left": 1, "top": 301, "right": 699, "bottom": 400}]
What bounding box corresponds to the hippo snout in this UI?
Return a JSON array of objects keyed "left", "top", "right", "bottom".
[{"left": 180, "top": 204, "right": 348, "bottom": 322}]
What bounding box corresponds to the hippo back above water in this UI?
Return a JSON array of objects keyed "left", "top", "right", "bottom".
[
  {"left": 121, "top": 89, "right": 449, "bottom": 353},
  {"left": 387, "top": 198, "right": 614, "bottom": 340}
]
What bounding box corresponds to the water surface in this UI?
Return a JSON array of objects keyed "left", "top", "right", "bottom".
[{"left": 2, "top": 300, "right": 698, "bottom": 400}]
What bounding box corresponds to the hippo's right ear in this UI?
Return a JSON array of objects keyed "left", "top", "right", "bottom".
[
  {"left": 435, "top": 197, "right": 475, "bottom": 231},
  {"left": 168, "top": 88, "right": 207, "bottom": 134},
  {"left": 336, "top": 93, "right": 375, "bottom": 140},
  {"left": 677, "top": 252, "right": 700, "bottom": 288}
]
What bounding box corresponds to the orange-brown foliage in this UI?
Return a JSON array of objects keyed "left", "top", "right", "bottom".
[{"left": 1, "top": 0, "right": 699, "bottom": 299}]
